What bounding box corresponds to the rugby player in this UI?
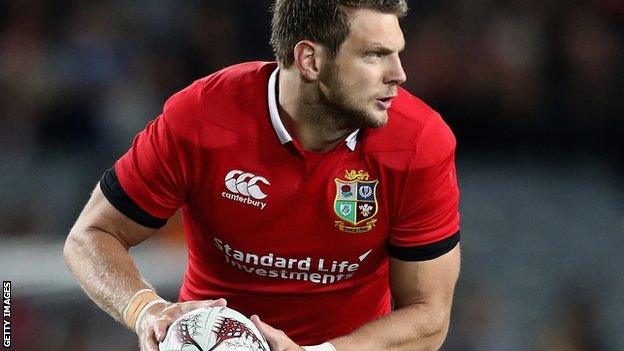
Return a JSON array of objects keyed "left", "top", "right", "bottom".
[{"left": 64, "top": 1, "right": 461, "bottom": 350}]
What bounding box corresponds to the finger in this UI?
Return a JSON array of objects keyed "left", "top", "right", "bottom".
[
  {"left": 152, "top": 316, "right": 174, "bottom": 342},
  {"left": 145, "top": 335, "right": 160, "bottom": 351},
  {"left": 141, "top": 327, "right": 160, "bottom": 351},
  {"left": 209, "top": 298, "right": 227, "bottom": 307},
  {"left": 182, "top": 298, "right": 227, "bottom": 312},
  {"left": 139, "top": 327, "right": 148, "bottom": 351}
]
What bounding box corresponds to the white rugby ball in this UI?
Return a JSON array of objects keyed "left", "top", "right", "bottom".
[{"left": 159, "top": 306, "right": 270, "bottom": 351}]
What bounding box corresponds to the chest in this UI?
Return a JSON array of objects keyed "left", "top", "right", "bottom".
[{"left": 185, "top": 141, "right": 393, "bottom": 258}]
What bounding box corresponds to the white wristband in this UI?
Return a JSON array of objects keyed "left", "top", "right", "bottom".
[{"left": 303, "top": 342, "right": 337, "bottom": 351}]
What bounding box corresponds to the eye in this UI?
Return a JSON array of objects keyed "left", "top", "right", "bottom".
[{"left": 365, "top": 52, "right": 383, "bottom": 62}]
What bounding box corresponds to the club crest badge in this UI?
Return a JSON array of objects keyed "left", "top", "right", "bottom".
[{"left": 334, "top": 170, "right": 379, "bottom": 233}]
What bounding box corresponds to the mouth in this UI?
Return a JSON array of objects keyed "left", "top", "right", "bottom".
[{"left": 375, "top": 96, "right": 395, "bottom": 110}]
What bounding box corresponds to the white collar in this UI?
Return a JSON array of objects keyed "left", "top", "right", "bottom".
[{"left": 268, "top": 67, "right": 359, "bottom": 151}]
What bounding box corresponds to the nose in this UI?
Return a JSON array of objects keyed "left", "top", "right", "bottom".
[{"left": 384, "top": 53, "right": 407, "bottom": 86}]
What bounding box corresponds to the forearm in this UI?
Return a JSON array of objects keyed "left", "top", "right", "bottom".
[
  {"left": 330, "top": 303, "right": 450, "bottom": 351},
  {"left": 63, "top": 228, "right": 155, "bottom": 324}
]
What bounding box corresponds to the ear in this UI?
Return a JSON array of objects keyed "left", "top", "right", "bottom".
[{"left": 293, "top": 40, "right": 324, "bottom": 81}]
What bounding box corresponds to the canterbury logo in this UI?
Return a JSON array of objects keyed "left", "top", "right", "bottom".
[{"left": 224, "top": 170, "right": 270, "bottom": 200}]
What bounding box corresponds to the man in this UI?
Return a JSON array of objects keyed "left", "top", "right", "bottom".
[{"left": 64, "top": 1, "right": 461, "bottom": 351}]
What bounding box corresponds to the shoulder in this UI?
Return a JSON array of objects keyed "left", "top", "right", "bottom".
[
  {"left": 198, "top": 61, "right": 276, "bottom": 95},
  {"left": 161, "top": 61, "right": 276, "bottom": 140},
  {"left": 364, "top": 87, "right": 456, "bottom": 168}
]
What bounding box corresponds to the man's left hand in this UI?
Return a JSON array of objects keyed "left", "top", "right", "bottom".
[{"left": 251, "top": 315, "right": 306, "bottom": 351}]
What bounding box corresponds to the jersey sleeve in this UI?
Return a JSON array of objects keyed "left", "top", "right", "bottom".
[
  {"left": 100, "top": 82, "right": 202, "bottom": 228},
  {"left": 388, "top": 114, "right": 461, "bottom": 261}
]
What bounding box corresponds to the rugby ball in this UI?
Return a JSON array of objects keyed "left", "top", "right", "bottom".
[{"left": 159, "top": 306, "right": 270, "bottom": 351}]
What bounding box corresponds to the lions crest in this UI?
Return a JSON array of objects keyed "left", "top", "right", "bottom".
[{"left": 333, "top": 170, "right": 379, "bottom": 233}]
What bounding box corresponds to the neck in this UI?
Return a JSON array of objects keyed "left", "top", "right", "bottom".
[{"left": 277, "top": 68, "right": 353, "bottom": 152}]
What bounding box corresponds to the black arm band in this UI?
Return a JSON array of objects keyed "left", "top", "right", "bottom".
[
  {"left": 99, "top": 168, "right": 168, "bottom": 229},
  {"left": 388, "top": 231, "right": 460, "bottom": 261}
]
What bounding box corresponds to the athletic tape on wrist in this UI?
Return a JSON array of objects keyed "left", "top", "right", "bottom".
[
  {"left": 123, "top": 289, "right": 165, "bottom": 331},
  {"left": 303, "top": 342, "right": 337, "bottom": 351},
  {"left": 134, "top": 299, "right": 167, "bottom": 333}
]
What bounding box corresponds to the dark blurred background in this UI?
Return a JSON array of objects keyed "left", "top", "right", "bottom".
[{"left": 0, "top": 0, "right": 622, "bottom": 350}]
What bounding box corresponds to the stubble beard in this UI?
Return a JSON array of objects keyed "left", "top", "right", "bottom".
[{"left": 305, "top": 63, "right": 388, "bottom": 132}]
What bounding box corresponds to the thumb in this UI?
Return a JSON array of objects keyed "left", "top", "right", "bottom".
[
  {"left": 251, "top": 315, "right": 287, "bottom": 350},
  {"left": 251, "top": 315, "right": 278, "bottom": 335},
  {"left": 250, "top": 315, "right": 267, "bottom": 330}
]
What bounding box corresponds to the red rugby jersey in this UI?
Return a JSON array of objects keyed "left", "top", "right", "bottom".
[{"left": 101, "top": 61, "right": 460, "bottom": 345}]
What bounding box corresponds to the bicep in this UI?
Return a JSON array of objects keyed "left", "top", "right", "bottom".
[
  {"left": 390, "top": 244, "right": 461, "bottom": 309},
  {"left": 70, "top": 184, "right": 159, "bottom": 249}
]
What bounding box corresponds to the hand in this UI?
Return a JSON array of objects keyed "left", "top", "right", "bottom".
[
  {"left": 251, "top": 315, "right": 305, "bottom": 351},
  {"left": 136, "top": 298, "right": 228, "bottom": 351}
]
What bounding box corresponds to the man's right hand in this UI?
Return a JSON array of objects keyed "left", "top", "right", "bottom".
[{"left": 137, "top": 298, "right": 228, "bottom": 351}]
